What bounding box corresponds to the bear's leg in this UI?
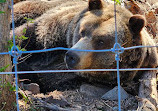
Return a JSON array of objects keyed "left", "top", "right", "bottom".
[{"left": 137, "top": 71, "right": 158, "bottom": 111}]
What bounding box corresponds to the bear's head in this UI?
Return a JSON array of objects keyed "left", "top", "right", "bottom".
[{"left": 65, "top": 0, "right": 157, "bottom": 83}]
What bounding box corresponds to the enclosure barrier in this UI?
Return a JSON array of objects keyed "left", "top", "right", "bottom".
[{"left": 0, "top": 0, "right": 157, "bottom": 111}]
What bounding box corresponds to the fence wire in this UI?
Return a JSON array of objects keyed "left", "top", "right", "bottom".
[
  {"left": 10, "top": 0, "right": 20, "bottom": 110},
  {"left": 0, "top": 0, "right": 157, "bottom": 111}
]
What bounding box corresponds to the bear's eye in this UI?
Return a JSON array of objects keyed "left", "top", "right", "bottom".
[
  {"left": 80, "top": 30, "right": 86, "bottom": 37},
  {"left": 97, "top": 40, "right": 104, "bottom": 45},
  {"left": 93, "top": 39, "right": 106, "bottom": 50}
]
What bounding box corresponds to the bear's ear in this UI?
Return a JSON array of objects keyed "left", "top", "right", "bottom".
[
  {"left": 129, "top": 15, "right": 146, "bottom": 34},
  {"left": 88, "top": 0, "right": 104, "bottom": 11}
]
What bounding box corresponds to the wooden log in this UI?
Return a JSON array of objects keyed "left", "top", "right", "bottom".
[{"left": 137, "top": 71, "right": 158, "bottom": 111}]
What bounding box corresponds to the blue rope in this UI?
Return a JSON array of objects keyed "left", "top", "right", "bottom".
[
  {"left": 1, "top": 45, "right": 158, "bottom": 55},
  {"left": 116, "top": 55, "right": 121, "bottom": 111},
  {"left": 11, "top": 0, "right": 19, "bottom": 110},
  {"left": 113, "top": 0, "right": 121, "bottom": 110},
  {"left": 0, "top": 67, "right": 157, "bottom": 75},
  {"left": 1, "top": 44, "right": 158, "bottom": 55},
  {"left": 0, "top": 67, "right": 158, "bottom": 75},
  {"left": 0, "top": 52, "right": 10, "bottom": 55},
  {"left": 21, "top": 47, "right": 112, "bottom": 53}
]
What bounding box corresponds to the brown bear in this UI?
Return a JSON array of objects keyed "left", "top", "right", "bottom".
[
  {"left": 12, "top": 0, "right": 158, "bottom": 108},
  {"left": 64, "top": 1, "right": 158, "bottom": 85}
]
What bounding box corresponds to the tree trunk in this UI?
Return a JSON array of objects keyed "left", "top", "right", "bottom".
[{"left": 0, "top": 1, "right": 16, "bottom": 111}]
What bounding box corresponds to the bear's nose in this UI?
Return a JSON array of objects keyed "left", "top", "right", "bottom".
[{"left": 65, "top": 51, "right": 80, "bottom": 69}]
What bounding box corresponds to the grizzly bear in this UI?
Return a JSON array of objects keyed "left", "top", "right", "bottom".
[{"left": 12, "top": 0, "right": 158, "bottom": 107}]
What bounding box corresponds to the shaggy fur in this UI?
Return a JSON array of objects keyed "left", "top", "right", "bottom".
[{"left": 12, "top": 0, "right": 158, "bottom": 86}]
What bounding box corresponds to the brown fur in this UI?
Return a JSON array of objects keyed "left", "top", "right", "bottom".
[
  {"left": 65, "top": 0, "right": 158, "bottom": 85},
  {"left": 12, "top": 0, "right": 158, "bottom": 86}
]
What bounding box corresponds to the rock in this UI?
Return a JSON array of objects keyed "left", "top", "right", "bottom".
[
  {"left": 101, "top": 86, "right": 129, "bottom": 101},
  {"left": 152, "top": 2, "right": 158, "bottom": 9},
  {"left": 145, "top": 11, "right": 157, "bottom": 23},
  {"left": 152, "top": 2, "right": 158, "bottom": 14},
  {"left": 146, "top": 0, "right": 158, "bottom": 6},
  {"left": 80, "top": 84, "right": 110, "bottom": 97},
  {"left": 44, "top": 91, "right": 70, "bottom": 107},
  {"left": 23, "top": 83, "right": 40, "bottom": 94},
  {"left": 124, "top": 0, "right": 143, "bottom": 14},
  {"left": 136, "top": 97, "right": 156, "bottom": 111},
  {"left": 45, "top": 96, "right": 70, "bottom": 107}
]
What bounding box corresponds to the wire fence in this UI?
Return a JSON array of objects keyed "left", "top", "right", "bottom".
[{"left": 0, "top": 0, "right": 158, "bottom": 111}]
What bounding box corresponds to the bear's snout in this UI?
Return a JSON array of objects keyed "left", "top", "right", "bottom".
[{"left": 65, "top": 51, "right": 80, "bottom": 69}]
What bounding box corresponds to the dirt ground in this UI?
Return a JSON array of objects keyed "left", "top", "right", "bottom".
[{"left": 19, "top": 76, "right": 138, "bottom": 111}]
